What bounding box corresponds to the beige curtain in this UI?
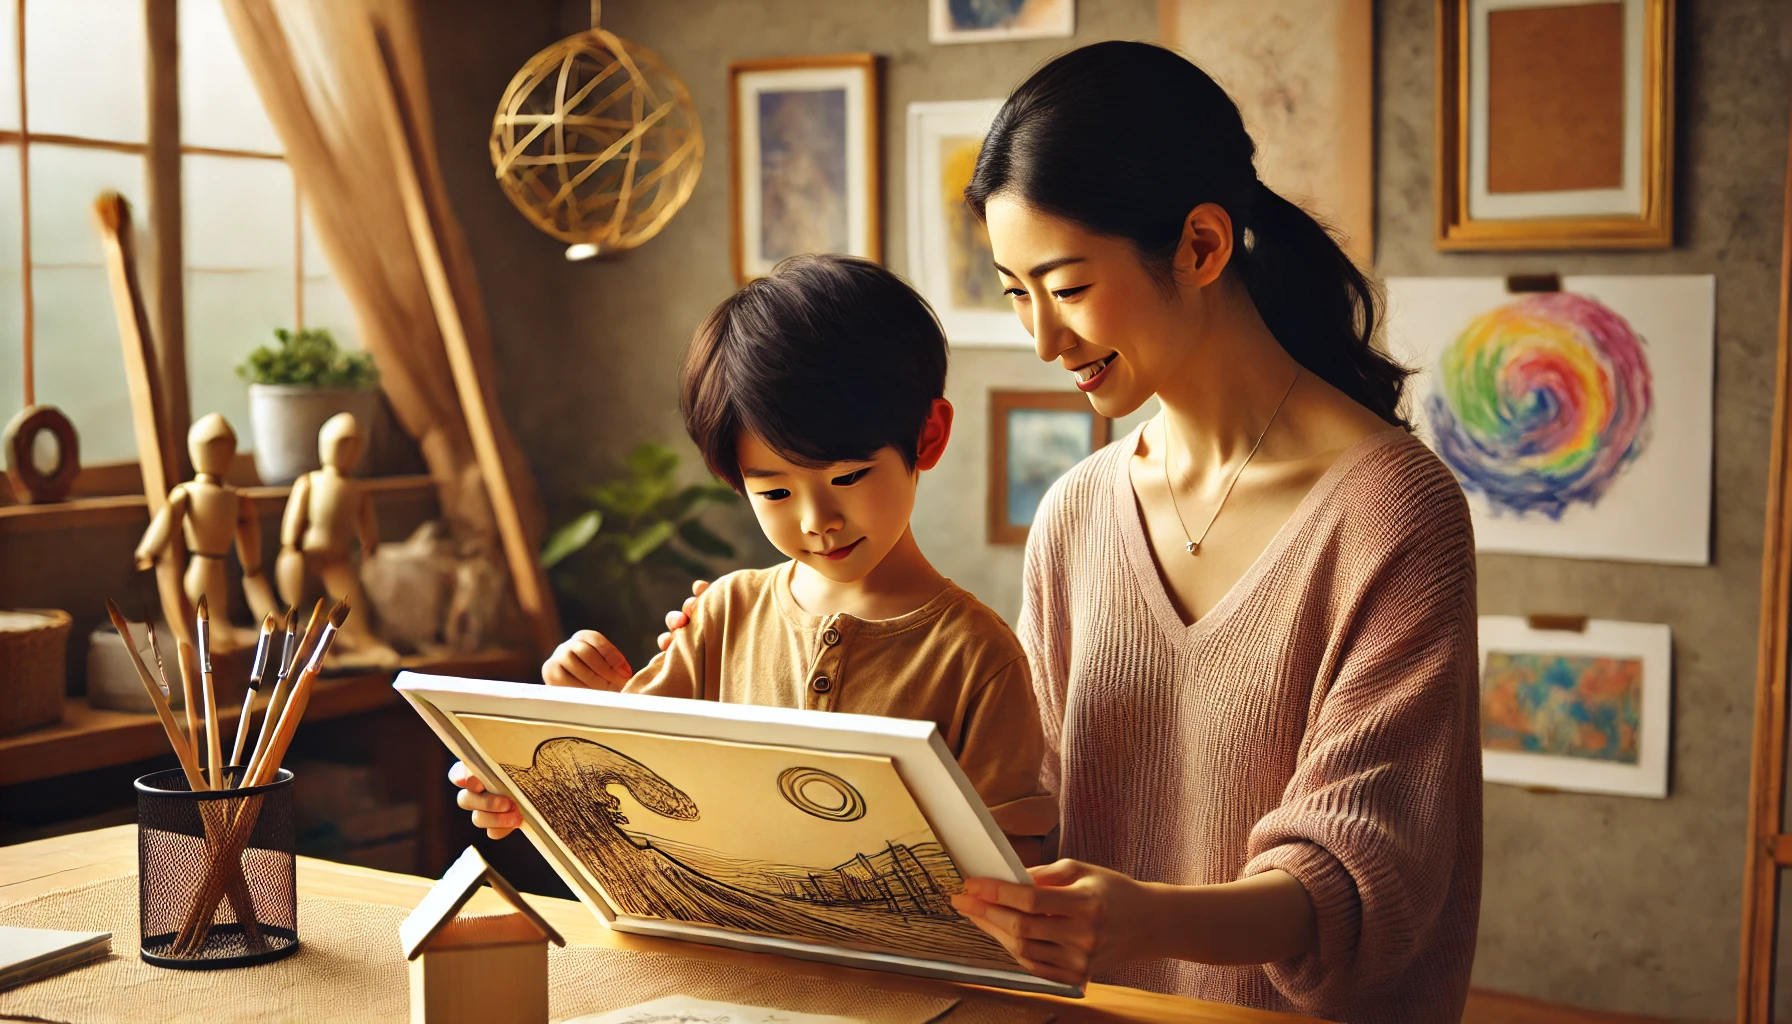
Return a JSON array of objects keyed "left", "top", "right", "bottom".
[{"left": 218, "top": 0, "right": 546, "bottom": 558}]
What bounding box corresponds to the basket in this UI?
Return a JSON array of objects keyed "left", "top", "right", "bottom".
[{"left": 0, "top": 608, "right": 70, "bottom": 736}]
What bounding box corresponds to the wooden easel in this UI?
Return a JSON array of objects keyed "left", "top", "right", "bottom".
[{"left": 1737, "top": 106, "right": 1792, "bottom": 1024}]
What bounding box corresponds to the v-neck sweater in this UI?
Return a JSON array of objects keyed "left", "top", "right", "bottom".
[{"left": 1020, "top": 427, "right": 1481, "bottom": 1023}]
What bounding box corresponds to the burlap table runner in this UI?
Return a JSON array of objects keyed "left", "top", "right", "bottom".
[{"left": 0, "top": 875, "right": 1054, "bottom": 1024}]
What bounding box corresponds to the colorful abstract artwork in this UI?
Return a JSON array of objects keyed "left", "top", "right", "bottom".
[
  {"left": 1481, "top": 651, "right": 1642, "bottom": 763},
  {"left": 757, "top": 89, "right": 849, "bottom": 261},
  {"left": 1475, "top": 616, "right": 1670, "bottom": 798},
  {"left": 930, "top": 0, "right": 1073, "bottom": 43},
  {"left": 1387, "top": 276, "right": 1713, "bottom": 565},
  {"left": 906, "top": 100, "right": 1028, "bottom": 346}
]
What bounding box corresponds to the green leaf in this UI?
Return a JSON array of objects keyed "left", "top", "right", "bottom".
[
  {"left": 540, "top": 510, "right": 603, "bottom": 568},
  {"left": 677, "top": 519, "right": 735, "bottom": 558},
  {"left": 621, "top": 520, "right": 676, "bottom": 564},
  {"left": 627, "top": 443, "right": 680, "bottom": 483},
  {"left": 643, "top": 545, "right": 716, "bottom": 580}
]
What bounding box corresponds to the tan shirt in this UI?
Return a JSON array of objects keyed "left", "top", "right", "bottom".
[{"left": 625, "top": 562, "right": 1057, "bottom": 837}]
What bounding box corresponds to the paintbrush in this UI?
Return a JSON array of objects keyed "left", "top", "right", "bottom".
[
  {"left": 229, "top": 613, "right": 277, "bottom": 775},
  {"left": 252, "top": 601, "right": 350, "bottom": 787},
  {"left": 195, "top": 597, "right": 223, "bottom": 790},
  {"left": 238, "top": 606, "right": 299, "bottom": 788},
  {"left": 175, "top": 642, "right": 210, "bottom": 790},
  {"left": 243, "top": 600, "right": 325, "bottom": 786},
  {"left": 105, "top": 601, "right": 204, "bottom": 790}
]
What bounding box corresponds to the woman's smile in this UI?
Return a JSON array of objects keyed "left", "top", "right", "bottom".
[{"left": 1072, "top": 353, "right": 1118, "bottom": 392}]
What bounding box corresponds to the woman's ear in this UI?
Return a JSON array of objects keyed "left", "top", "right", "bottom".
[
  {"left": 1172, "top": 202, "right": 1235, "bottom": 289},
  {"left": 914, "top": 398, "right": 954, "bottom": 471}
]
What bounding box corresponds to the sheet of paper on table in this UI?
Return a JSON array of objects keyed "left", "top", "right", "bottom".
[{"left": 560, "top": 993, "right": 866, "bottom": 1024}]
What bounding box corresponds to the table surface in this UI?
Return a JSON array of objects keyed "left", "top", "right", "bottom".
[{"left": 1, "top": 826, "right": 1323, "bottom": 1024}]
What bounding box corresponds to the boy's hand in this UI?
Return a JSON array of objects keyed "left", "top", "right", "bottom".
[
  {"left": 450, "top": 760, "right": 521, "bottom": 840},
  {"left": 542, "top": 630, "right": 633, "bottom": 689},
  {"left": 656, "top": 579, "right": 711, "bottom": 650}
]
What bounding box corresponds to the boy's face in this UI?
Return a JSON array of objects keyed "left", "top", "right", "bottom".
[
  {"left": 737, "top": 436, "right": 920, "bottom": 585},
  {"left": 735, "top": 401, "right": 951, "bottom": 585}
]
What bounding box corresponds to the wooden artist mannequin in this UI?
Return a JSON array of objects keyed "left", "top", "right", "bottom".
[
  {"left": 278, "top": 412, "right": 389, "bottom": 656},
  {"left": 134, "top": 414, "right": 276, "bottom": 648}
]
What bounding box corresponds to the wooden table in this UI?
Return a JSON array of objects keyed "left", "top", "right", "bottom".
[{"left": 1, "top": 826, "right": 1321, "bottom": 1024}]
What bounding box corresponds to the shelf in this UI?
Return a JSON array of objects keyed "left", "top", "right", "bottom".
[
  {"left": 0, "top": 474, "right": 438, "bottom": 536},
  {"left": 0, "top": 649, "right": 533, "bottom": 785}
]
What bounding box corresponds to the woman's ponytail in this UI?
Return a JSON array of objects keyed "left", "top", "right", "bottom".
[
  {"left": 1237, "top": 182, "right": 1409, "bottom": 428},
  {"left": 967, "top": 42, "right": 1411, "bottom": 429}
]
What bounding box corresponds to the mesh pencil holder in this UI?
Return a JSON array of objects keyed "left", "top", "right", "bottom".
[{"left": 136, "top": 767, "right": 300, "bottom": 969}]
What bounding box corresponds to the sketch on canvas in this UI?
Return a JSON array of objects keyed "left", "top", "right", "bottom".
[
  {"left": 1386, "top": 276, "right": 1714, "bottom": 565},
  {"left": 1161, "top": 0, "right": 1373, "bottom": 262},
  {"left": 457, "top": 713, "right": 1016, "bottom": 969},
  {"left": 930, "top": 0, "right": 1072, "bottom": 44},
  {"left": 1475, "top": 616, "right": 1670, "bottom": 798},
  {"left": 758, "top": 89, "right": 849, "bottom": 261}
]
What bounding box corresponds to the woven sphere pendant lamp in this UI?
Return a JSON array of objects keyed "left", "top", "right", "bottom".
[{"left": 488, "top": 2, "right": 703, "bottom": 261}]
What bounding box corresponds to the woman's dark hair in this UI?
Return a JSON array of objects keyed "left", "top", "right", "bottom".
[
  {"left": 682, "top": 254, "right": 949, "bottom": 491},
  {"left": 965, "top": 41, "right": 1410, "bottom": 428}
]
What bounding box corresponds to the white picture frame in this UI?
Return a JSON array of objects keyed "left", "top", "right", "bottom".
[
  {"left": 1477, "top": 616, "right": 1672, "bottom": 798},
  {"left": 928, "top": 0, "right": 1074, "bottom": 44},
  {"left": 395, "top": 673, "right": 1080, "bottom": 997},
  {"left": 905, "top": 100, "right": 1029, "bottom": 348}
]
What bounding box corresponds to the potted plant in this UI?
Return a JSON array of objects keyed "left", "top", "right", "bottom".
[
  {"left": 541, "top": 443, "right": 740, "bottom": 664},
  {"left": 238, "top": 328, "right": 380, "bottom": 485}
]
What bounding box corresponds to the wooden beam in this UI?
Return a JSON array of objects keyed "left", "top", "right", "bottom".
[
  {"left": 368, "top": 23, "right": 560, "bottom": 659},
  {"left": 145, "top": 0, "right": 189, "bottom": 478},
  {"left": 1738, "top": 101, "right": 1792, "bottom": 1024}
]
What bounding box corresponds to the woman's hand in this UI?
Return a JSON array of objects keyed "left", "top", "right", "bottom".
[
  {"left": 542, "top": 630, "right": 633, "bottom": 689},
  {"left": 449, "top": 760, "right": 521, "bottom": 840},
  {"left": 655, "top": 579, "right": 710, "bottom": 651},
  {"left": 949, "top": 859, "right": 1162, "bottom": 987}
]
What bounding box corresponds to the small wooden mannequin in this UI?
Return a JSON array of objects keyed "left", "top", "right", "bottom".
[
  {"left": 135, "top": 414, "right": 277, "bottom": 648},
  {"left": 278, "top": 412, "right": 389, "bottom": 655}
]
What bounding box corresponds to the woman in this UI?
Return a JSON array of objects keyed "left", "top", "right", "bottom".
[
  {"left": 650, "top": 40, "right": 1477, "bottom": 1023},
  {"left": 940, "top": 41, "right": 1480, "bottom": 1022}
]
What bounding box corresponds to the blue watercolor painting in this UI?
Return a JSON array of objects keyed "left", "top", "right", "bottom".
[
  {"left": 758, "top": 88, "right": 848, "bottom": 261},
  {"left": 1006, "top": 408, "right": 1094, "bottom": 528}
]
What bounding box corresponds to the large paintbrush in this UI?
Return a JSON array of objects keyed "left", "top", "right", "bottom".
[{"left": 229, "top": 613, "right": 278, "bottom": 773}]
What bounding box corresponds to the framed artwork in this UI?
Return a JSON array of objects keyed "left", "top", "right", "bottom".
[
  {"left": 1436, "top": 0, "right": 1675, "bottom": 250},
  {"left": 988, "top": 392, "right": 1110, "bottom": 545},
  {"left": 1477, "top": 616, "right": 1672, "bottom": 798},
  {"left": 1386, "top": 275, "right": 1714, "bottom": 565},
  {"left": 1160, "top": 0, "right": 1375, "bottom": 264},
  {"left": 729, "top": 55, "right": 881, "bottom": 284},
  {"left": 929, "top": 0, "right": 1074, "bottom": 44},
  {"left": 395, "top": 674, "right": 1081, "bottom": 997},
  {"left": 905, "top": 100, "right": 1026, "bottom": 347}
]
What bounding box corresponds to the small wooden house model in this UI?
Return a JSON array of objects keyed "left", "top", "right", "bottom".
[{"left": 401, "top": 846, "right": 565, "bottom": 1024}]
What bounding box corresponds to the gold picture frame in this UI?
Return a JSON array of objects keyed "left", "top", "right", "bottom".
[
  {"left": 728, "top": 54, "right": 882, "bottom": 284},
  {"left": 1436, "top": 0, "right": 1675, "bottom": 251}
]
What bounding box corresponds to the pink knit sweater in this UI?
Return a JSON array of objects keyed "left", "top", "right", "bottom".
[{"left": 1020, "top": 427, "right": 1481, "bottom": 1024}]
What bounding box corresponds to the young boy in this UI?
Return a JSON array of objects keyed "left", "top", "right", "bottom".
[{"left": 452, "top": 254, "right": 1055, "bottom": 860}]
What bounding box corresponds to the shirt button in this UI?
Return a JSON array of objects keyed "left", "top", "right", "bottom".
[
  {"left": 822, "top": 628, "right": 841, "bottom": 646},
  {"left": 811, "top": 676, "right": 832, "bottom": 694}
]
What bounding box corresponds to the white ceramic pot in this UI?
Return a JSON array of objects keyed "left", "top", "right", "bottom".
[{"left": 248, "top": 384, "right": 380, "bottom": 485}]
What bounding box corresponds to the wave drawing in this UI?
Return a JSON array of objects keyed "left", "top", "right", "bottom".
[{"left": 500, "top": 736, "right": 1013, "bottom": 966}]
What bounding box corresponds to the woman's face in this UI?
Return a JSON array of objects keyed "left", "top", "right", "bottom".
[{"left": 984, "top": 195, "right": 1229, "bottom": 419}]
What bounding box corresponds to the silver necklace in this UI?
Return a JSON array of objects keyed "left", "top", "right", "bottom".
[{"left": 1163, "top": 368, "right": 1300, "bottom": 555}]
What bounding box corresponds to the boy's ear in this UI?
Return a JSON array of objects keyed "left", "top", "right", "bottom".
[{"left": 914, "top": 399, "right": 953, "bottom": 472}]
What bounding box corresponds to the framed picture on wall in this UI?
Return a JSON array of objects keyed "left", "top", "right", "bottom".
[
  {"left": 1477, "top": 616, "right": 1672, "bottom": 798},
  {"left": 988, "top": 391, "right": 1109, "bottom": 545},
  {"left": 1436, "top": 0, "right": 1675, "bottom": 250},
  {"left": 929, "top": 0, "right": 1073, "bottom": 44},
  {"left": 905, "top": 100, "right": 1027, "bottom": 347},
  {"left": 729, "top": 54, "right": 881, "bottom": 284}
]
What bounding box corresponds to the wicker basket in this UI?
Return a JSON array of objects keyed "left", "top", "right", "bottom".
[{"left": 0, "top": 608, "right": 71, "bottom": 736}]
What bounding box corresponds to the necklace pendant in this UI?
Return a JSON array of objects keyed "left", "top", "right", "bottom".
[{"left": 1185, "top": 540, "right": 1198, "bottom": 555}]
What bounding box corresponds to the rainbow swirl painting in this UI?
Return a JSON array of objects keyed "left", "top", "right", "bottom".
[{"left": 1427, "top": 293, "right": 1654, "bottom": 520}]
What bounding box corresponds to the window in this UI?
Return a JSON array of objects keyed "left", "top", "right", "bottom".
[{"left": 0, "top": 0, "right": 357, "bottom": 485}]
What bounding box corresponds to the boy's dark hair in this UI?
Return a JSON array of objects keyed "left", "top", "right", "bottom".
[{"left": 682, "top": 254, "right": 949, "bottom": 491}]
